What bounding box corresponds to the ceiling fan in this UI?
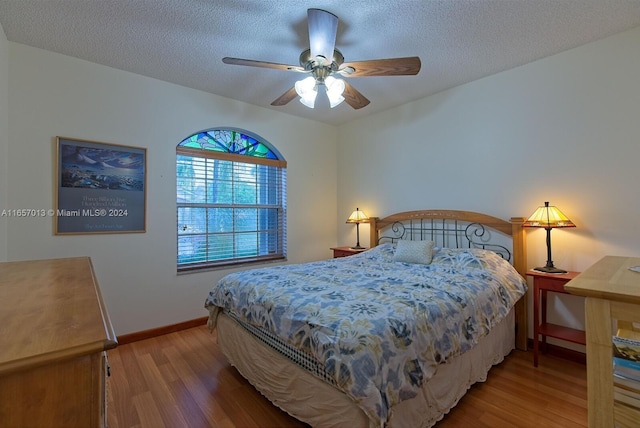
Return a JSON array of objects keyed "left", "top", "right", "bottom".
[{"left": 222, "top": 8, "right": 421, "bottom": 110}]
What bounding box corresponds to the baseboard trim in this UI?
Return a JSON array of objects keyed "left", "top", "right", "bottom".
[
  {"left": 527, "top": 339, "right": 586, "bottom": 365},
  {"left": 117, "top": 316, "right": 208, "bottom": 345}
]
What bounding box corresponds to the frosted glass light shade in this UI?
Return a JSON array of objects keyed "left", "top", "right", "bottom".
[
  {"left": 325, "top": 76, "right": 345, "bottom": 108},
  {"left": 295, "top": 76, "right": 318, "bottom": 108}
]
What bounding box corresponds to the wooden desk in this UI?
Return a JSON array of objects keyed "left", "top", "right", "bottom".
[
  {"left": 527, "top": 270, "right": 584, "bottom": 367},
  {"left": 565, "top": 256, "right": 640, "bottom": 428},
  {"left": 0, "top": 257, "right": 117, "bottom": 428}
]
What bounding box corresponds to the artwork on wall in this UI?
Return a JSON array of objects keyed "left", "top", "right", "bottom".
[{"left": 55, "top": 137, "right": 147, "bottom": 234}]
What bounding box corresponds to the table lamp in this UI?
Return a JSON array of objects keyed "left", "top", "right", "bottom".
[
  {"left": 346, "top": 208, "right": 369, "bottom": 250},
  {"left": 523, "top": 201, "right": 576, "bottom": 274}
]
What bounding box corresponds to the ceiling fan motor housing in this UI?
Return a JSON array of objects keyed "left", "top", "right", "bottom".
[{"left": 300, "top": 48, "right": 342, "bottom": 68}]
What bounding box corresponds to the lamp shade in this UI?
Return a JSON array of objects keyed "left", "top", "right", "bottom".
[
  {"left": 523, "top": 202, "right": 575, "bottom": 229},
  {"left": 346, "top": 208, "right": 369, "bottom": 223}
]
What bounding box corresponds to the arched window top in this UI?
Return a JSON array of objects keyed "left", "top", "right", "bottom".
[{"left": 178, "top": 128, "right": 284, "bottom": 161}]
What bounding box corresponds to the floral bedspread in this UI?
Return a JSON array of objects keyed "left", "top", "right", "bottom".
[{"left": 204, "top": 244, "right": 527, "bottom": 426}]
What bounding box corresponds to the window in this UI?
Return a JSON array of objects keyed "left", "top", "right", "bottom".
[{"left": 176, "top": 128, "right": 286, "bottom": 271}]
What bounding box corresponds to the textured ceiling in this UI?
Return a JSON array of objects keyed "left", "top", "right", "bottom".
[{"left": 1, "top": 0, "right": 640, "bottom": 125}]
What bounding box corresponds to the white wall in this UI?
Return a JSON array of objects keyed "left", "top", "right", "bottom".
[
  {"left": 0, "top": 23, "right": 8, "bottom": 261},
  {"left": 6, "top": 43, "right": 337, "bottom": 335},
  {"left": 337, "top": 26, "right": 640, "bottom": 346}
]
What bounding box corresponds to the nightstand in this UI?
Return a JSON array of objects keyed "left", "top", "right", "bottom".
[
  {"left": 331, "top": 246, "right": 367, "bottom": 258},
  {"left": 527, "top": 270, "right": 585, "bottom": 367}
]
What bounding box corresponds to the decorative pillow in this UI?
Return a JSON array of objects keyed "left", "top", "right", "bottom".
[{"left": 393, "top": 240, "right": 435, "bottom": 265}]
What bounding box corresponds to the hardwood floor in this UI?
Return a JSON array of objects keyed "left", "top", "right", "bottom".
[{"left": 107, "top": 325, "right": 587, "bottom": 428}]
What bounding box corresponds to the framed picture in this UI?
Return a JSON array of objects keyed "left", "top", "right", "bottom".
[{"left": 55, "top": 137, "right": 147, "bottom": 234}]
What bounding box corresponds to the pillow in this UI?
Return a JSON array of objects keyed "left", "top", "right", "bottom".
[{"left": 393, "top": 240, "right": 435, "bottom": 265}]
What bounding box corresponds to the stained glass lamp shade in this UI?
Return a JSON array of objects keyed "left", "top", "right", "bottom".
[{"left": 523, "top": 201, "right": 576, "bottom": 274}]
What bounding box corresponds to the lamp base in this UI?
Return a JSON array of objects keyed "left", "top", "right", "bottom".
[
  {"left": 350, "top": 245, "right": 365, "bottom": 250},
  {"left": 533, "top": 266, "right": 568, "bottom": 274}
]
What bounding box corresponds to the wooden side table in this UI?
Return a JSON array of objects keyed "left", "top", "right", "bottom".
[
  {"left": 527, "top": 270, "right": 585, "bottom": 367},
  {"left": 331, "top": 246, "right": 367, "bottom": 258}
]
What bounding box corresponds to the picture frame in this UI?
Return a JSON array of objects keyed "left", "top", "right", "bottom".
[{"left": 55, "top": 137, "right": 147, "bottom": 234}]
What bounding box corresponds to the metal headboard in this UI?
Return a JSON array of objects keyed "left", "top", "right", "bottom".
[
  {"left": 377, "top": 218, "right": 512, "bottom": 261},
  {"left": 369, "top": 210, "right": 526, "bottom": 266}
]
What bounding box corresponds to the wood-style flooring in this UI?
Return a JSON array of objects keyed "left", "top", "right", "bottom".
[{"left": 107, "top": 325, "right": 587, "bottom": 428}]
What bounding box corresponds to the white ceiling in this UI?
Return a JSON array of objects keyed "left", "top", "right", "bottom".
[{"left": 1, "top": 0, "right": 640, "bottom": 126}]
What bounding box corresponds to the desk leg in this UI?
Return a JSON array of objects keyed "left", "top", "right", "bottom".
[{"left": 585, "top": 297, "right": 614, "bottom": 428}]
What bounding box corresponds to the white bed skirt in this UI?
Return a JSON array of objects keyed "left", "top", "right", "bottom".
[{"left": 216, "top": 309, "right": 515, "bottom": 428}]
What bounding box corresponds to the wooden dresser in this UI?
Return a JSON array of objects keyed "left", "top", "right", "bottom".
[{"left": 0, "top": 257, "right": 117, "bottom": 428}]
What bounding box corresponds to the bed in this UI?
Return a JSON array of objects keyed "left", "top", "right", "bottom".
[{"left": 205, "top": 210, "right": 528, "bottom": 427}]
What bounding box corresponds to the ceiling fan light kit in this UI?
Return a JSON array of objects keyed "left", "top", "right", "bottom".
[
  {"left": 222, "top": 8, "right": 421, "bottom": 110},
  {"left": 294, "top": 75, "right": 346, "bottom": 109}
]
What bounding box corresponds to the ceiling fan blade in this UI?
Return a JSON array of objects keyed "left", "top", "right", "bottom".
[
  {"left": 223, "top": 57, "right": 304, "bottom": 72},
  {"left": 342, "top": 81, "right": 370, "bottom": 109},
  {"left": 340, "top": 57, "right": 421, "bottom": 77},
  {"left": 308, "top": 8, "right": 338, "bottom": 65},
  {"left": 271, "top": 87, "right": 298, "bottom": 106}
]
